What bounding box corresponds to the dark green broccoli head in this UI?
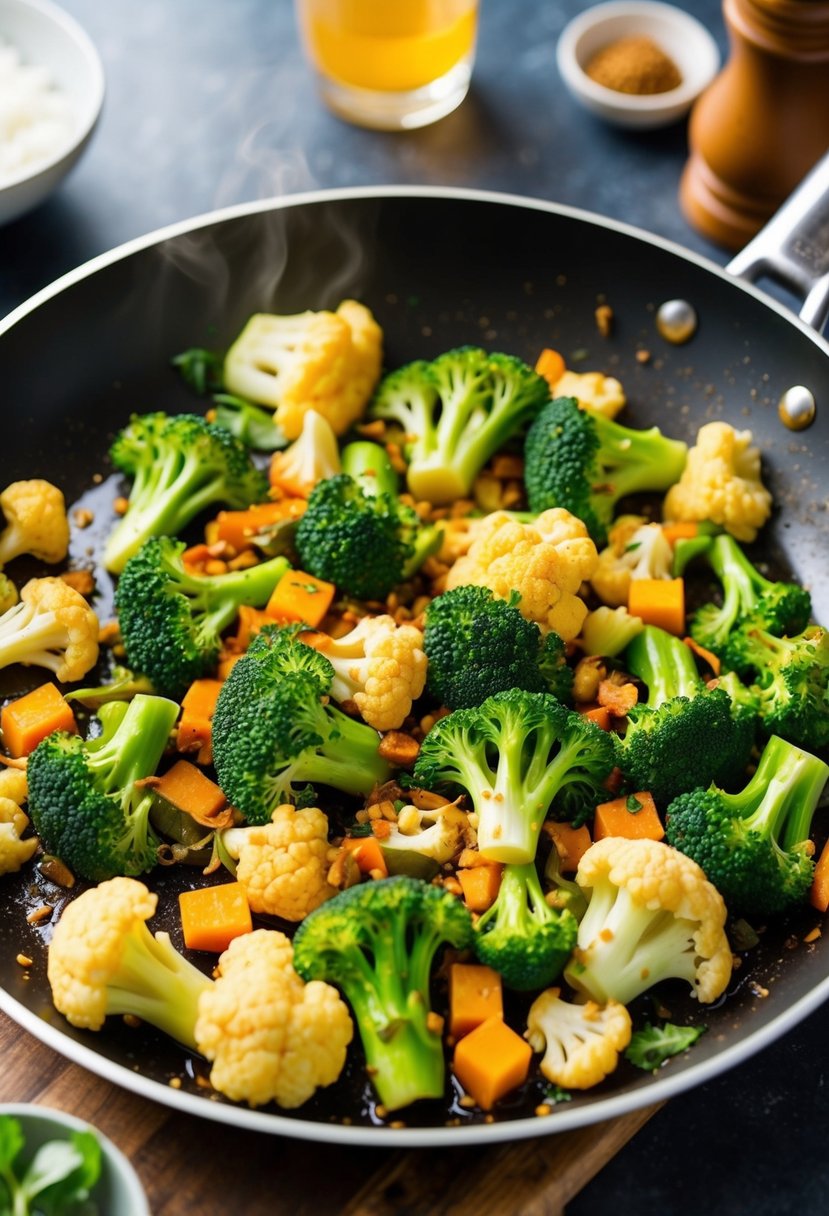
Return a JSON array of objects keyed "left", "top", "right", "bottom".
[
  {"left": 370, "top": 347, "right": 549, "bottom": 504},
  {"left": 725, "top": 624, "right": 829, "bottom": 750},
  {"left": 414, "top": 688, "right": 616, "bottom": 862},
  {"left": 211, "top": 634, "right": 389, "bottom": 824},
  {"left": 665, "top": 734, "right": 829, "bottom": 917},
  {"left": 620, "top": 627, "right": 755, "bottom": 804},
  {"left": 423, "top": 586, "right": 572, "bottom": 709},
  {"left": 105, "top": 411, "right": 268, "bottom": 574},
  {"left": 115, "top": 536, "right": 290, "bottom": 699},
  {"left": 293, "top": 875, "right": 472, "bottom": 1110},
  {"left": 473, "top": 862, "right": 578, "bottom": 991},
  {"left": 690, "top": 534, "right": 811, "bottom": 655},
  {"left": 295, "top": 472, "right": 418, "bottom": 601},
  {"left": 523, "top": 396, "right": 687, "bottom": 546},
  {"left": 27, "top": 695, "right": 179, "bottom": 882}
]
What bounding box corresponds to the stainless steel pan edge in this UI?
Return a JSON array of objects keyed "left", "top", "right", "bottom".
[{"left": 0, "top": 184, "right": 827, "bottom": 1147}]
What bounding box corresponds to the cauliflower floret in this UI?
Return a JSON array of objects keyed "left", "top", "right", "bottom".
[
  {"left": 222, "top": 804, "right": 337, "bottom": 921},
  {"left": 0, "top": 796, "right": 38, "bottom": 874},
  {"left": 269, "top": 408, "right": 341, "bottom": 498},
  {"left": 0, "top": 574, "right": 17, "bottom": 614},
  {"left": 0, "top": 767, "right": 28, "bottom": 805},
  {"left": 0, "top": 480, "right": 70, "bottom": 567},
  {"left": 591, "top": 515, "right": 673, "bottom": 608},
  {"left": 194, "top": 928, "right": 352, "bottom": 1109},
  {"left": 526, "top": 986, "right": 632, "bottom": 1089},
  {"left": 0, "top": 577, "right": 99, "bottom": 682},
  {"left": 445, "top": 508, "right": 598, "bottom": 640},
  {"left": 319, "top": 614, "right": 427, "bottom": 731},
  {"left": 553, "top": 370, "right": 626, "bottom": 420},
  {"left": 663, "top": 421, "right": 772, "bottom": 542},
  {"left": 564, "top": 837, "right": 732, "bottom": 1006},
  {"left": 47, "top": 877, "right": 211, "bottom": 1043},
  {"left": 382, "top": 800, "right": 472, "bottom": 867},
  {"left": 223, "top": 300, "right": 383, "bottom": 440}
]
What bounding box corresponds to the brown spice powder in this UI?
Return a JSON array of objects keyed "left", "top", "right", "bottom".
[{"left": 585, "top": 36, "right": 682, "bottom": 95}]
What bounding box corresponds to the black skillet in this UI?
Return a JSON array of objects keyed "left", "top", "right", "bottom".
[{"left": 0, "top": 164, "right": 827, "bottom": 1147}]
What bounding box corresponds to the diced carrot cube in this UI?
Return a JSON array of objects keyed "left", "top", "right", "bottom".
[
  {"left": 535, "top": 348, "right": 566, "bottom": 388},
  {"left": 449, "top": 964, "right": 504, "bottom": 1040},
  {"left": 1, "top": 683, "right": 77, "bottom": 758},
  {"left": 179, "top": 882, "right": 253, "bottom": 952},
  {"left": 342, "top": 835, "right": 388, "bottom": 877},
  {"left": 266, "top": 570, "right": 336, "bottom": 629},
  {"left": 810, "top": 836, "right": 829, "bottom": 912},
  {"left": 452, "top": 1016, "right": 532, "bottom": 1110},
  {"left": 661, "top": 521, "right": 700, "bottom": 544},
  {"left": 457, "top": 864, "right": 503, "bottom": 913},
  {"left": 154, "top": 759, "right": 227, "bottom": 821},
  {"left": 547, "top": 821, "right": 592, "bottom": 873},
  {"left": 177, "top": 678, "right": 223, "bottom": 765},
  {"left": 579, "top": 705, "right": 611, "bottom": 731},
  {"left": 628, "top": 578, "right": 686, "bottom": 636},
  {"left": 214, "top": 500, "right": 305, "bottom": 552},
  {"left": 593, "top": 791, "right": 664, "bottom": 841}
]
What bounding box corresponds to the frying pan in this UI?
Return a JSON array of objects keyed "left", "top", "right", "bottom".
[{"left": 0, "top": 164, "right": 827, "bottom": 1147}]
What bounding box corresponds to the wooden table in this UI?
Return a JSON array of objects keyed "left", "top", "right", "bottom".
[{"left": 0, "top": 1010, "right": 660, "bottom": 1215}]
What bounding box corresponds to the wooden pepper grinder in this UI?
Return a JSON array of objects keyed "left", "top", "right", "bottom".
[{"left": 680, "top": 0, "right": 829, "bottom": 250}]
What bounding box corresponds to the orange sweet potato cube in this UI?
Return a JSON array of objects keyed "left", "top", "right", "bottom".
[
  {"left": 452, "top": 1016, "right": 532, "bottom": 1110},
  {"left": 449, "top": 963, "right": 503, "bottom": 1040},
  {"left": 593, "top": 791, "right": 664, "bottom": 842},
  {"left": 179, "top": 882, "right": 252, "bottom": 953},
  {"left": 1, "top": 683, "right": 77, "bottom": 758},
  {"left": 457, "top": 863, "right": 503, "bottom": 912}
]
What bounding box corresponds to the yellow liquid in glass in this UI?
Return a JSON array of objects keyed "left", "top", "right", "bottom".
[{"left": 300, "top": 0, "right": 478, "bottom": 93}]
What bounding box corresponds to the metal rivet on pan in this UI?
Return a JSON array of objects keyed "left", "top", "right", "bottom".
[
  {"left": 656, "top": 299, "right": 698, "bottom": 344},
  {"left": 778, "top": 385, "right": 816, "bottom": 431}
]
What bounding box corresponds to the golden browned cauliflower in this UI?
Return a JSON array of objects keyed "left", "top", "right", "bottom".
[
  {"left": 591, "top": 515, "right": 673, "bottom": 608},
  {"left": 320, "top": 614, "right": 427, "bottom": 731},
  {"left": 553, "top": 370, "right": 626, "bottom": 420},
  {"left": 221, "top": 804, "right": 337, "bottom": 921},
  {"left": 663, "top": 421, "right": 772, "bottom": 542},
  {"left": 194, "top": 928, "right": 352, "bottom": 1109},
  {"left": 47, "top": 877, "right": 211, "bottom": 1045},
  {"left": 526, "top": 987, "right": 632, "bottom": 1089},
  {"left": 269, "top": 408, "right": 341, "bottom": 498},
  {"left": 563, "top": 837, "right": 733, "bottom": 1006},
  {"left": 223, "top": 300, "right": 383, "bottom": 439},
  {"left": 0, "top": 577, "right": 99, "bottom": 682},
  {"left": 0, "top": 480, "right": 70, "bottom": 567},
  {"left": 445, "top": 508, "right": 598, "bottom": 639},
  {"left": 0, "top": 796, "right": 38, "bottom": 874}
]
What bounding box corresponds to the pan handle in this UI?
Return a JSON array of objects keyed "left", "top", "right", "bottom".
[{"left": 726, "top": 151, "right": 829, "bottom": 333}]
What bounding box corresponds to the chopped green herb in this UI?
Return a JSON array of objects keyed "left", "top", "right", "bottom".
[
  {"left": 625, "top": 1022, "right": 707, "bottom": 1071},
  {"left": 626, "top": 794, "right": 643, "bottom": 813},
  {"left": 171, "top": 346, "right": 224, "bottom": 395},
  {"left": 544, "top": 1085, "right": 572, "bottom": 1104}
]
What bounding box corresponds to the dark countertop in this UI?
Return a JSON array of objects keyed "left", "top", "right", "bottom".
[{"left": 0, "top": 2, "right": 826, "bottom": 1212}]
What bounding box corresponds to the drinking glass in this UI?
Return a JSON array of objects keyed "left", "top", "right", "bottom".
[{"left": 295, "top": 0, "right": 479, "bottom": 130}]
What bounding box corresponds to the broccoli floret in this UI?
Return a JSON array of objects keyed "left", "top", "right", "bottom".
[
  {"left": 473, "top": 861, "right": 577, "bottom": 990},
  {"left": 665, "top": 733, "right": 829, "bottom": 916},
  {"left": 414, "top": 689, "right": 616, "bottom": 864},
  {"left": 103, "top": 412, "right": 268, "bottom": 574},
  {"left": 115, "top": 537, "right": 290, "bottom": 699},
  {"left": 27, "top": 694, "right": 180, "bottom": 882},
  {"left": 295, "top": 441, "right": 440, "bottom": 601},
  {"left": 691, "top": 534, "right": 811, "bottom": 655},
  {"left": 211, "top": 626, "right": 391, "bottom": 824},
  {"left": 292, "top": 875, "right": 472, "bottom": 1110},
  {"left": 423, "top": 586, "right": 573, "bottom": 709},
  {"left": 523, "top": 396, "right": 688, "bottom": 546},
  {"left": 722, "top": 623, "right": 829, "bottom": 750},
  {"left": 619, "top": 626, "right": 756, "bottom": 804},
  {"left": 369, "top": 347, "right": 550, "bottom": 504}
]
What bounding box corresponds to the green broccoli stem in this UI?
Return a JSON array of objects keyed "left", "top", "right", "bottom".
[
  {"left": 701, "top": 535, "right": 772, "bottom": 642},
  {"left": 287, "top": 706, "right": 391, "bottom": 797},
  {"left": 104, "top": 926, "right": 211, "bottom": 1051},
  {"left": 341, "top": 441, "right": 399, "bottom": 499},
  {"left": 625, "top": 626, "right": 700, "bottom": 705},
  {"left": 477, "top": 862, "right": 546, "bottom": 935},
  {"left": 593, "top": 414, "right": 688, "bottom": 503},
  {"left": 89, "top": 695, "right": 180, "bottom": 794},
  {"left": 719, "top": 734, "right": 829, "bottom": 853},
  {"left": 340, "top": 932, "right": 445, "bottom": 1110},
  {"left": 183, "top": 555, "right": 290, "bottom": 638},
  {"left": 544, "top": 846, "right": 588, "bottom": 919}
]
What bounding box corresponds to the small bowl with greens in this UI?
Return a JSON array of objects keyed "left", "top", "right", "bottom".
[{"left": 0, "top": 1105, "right": 149, "bottom": 1216}]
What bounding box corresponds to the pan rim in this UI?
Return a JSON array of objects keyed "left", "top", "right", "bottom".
[
  {"left": 1, "top": 183, "right": 827, "bottom": 1146},
  {"left": 1, "top": 183, "right": 828, "bottom": 356}
]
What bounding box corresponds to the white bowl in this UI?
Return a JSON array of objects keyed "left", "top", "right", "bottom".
[
  {"left": 0, "top": 1103, "right": 150, "bottom": 1214},
  {"left": 556, "top": 1, "right": 720, "bottom": 130},
  {"left": 0, "top": 0, "right": 104, "bottom": 225}
]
